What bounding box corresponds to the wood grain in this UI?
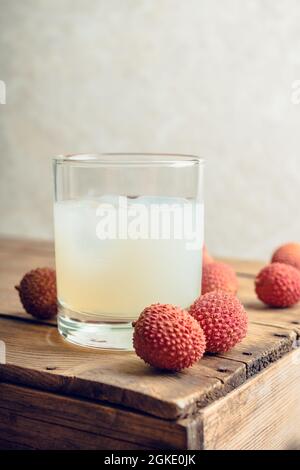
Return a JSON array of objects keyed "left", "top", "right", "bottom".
[
  {"left": 0, "top": 315, "right": 247, "bottom": 419},
  {"left": 0, "top": 237, "right": 298, "bottom": 422},
  {"left": 0, "top": 383, "right": 187, "bottom": 449},
  {"left": 217, "top": 322, "right": 296, "bottom": 377},
  {"left": 0, "top": 406, "right": 149, "bottom": 450},
  {"left": 197, "top": 348, "right": 300, "bottom": 450},
  {"left": 1, "top": 237, "right": 300, "bottom": 450},
  {"left": 0, "top": 314, "right": 296, "bottom": 420},
  {"left": 0, "top": 437, "right": 35, "bottom": 449}
]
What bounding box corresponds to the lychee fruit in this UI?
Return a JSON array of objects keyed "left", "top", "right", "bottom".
[
  {"left": 189, "top": 291, "right": 248, "bottom": 353},
  {"left": 271, "top": 242, "right": 300, "bottom": 271},
  {"left": 255, "top": 262, "right": 300, "bottom": 308},
  {"left": 202, "top": 261, "right": 238, "bottom": 295},
  {"left": 203, "top": 244, "right": 214, "bottom": 265},
  {"left": 15, "top": 268, "right": 57, "bottom": 319},
  {"left": 133, "top": 303, "right": 206, "bottom": 371}
]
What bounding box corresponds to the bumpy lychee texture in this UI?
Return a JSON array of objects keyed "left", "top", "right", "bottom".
[
  {"left": 15, "top": 268, "right": 57, "bottom": 319},
  {"left": 255, "top": 262, "right": 300, "bottom": 308},
  {"left": 203, "top": 244, "right": 214, "bottom": 265},
  {"left": 202, "top": 261, "right": 238, "bottom": 295},
  {"left": 133, "top": 303, "right": 206, "bottom": 371},
  {"left": 189, "top": 291, "right": 248, "bottom": 353},
  {"left": 271, "top": 242, "right": 300, "bottom": 271}
]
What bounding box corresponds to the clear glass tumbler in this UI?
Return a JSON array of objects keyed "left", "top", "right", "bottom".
[{"left": 53, "top": 153, "right": 204, "bottom": 350}]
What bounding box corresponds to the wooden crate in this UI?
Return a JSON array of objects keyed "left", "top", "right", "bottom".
[{"left": 0, "top": 238, "right": 300, "bottom": 450}]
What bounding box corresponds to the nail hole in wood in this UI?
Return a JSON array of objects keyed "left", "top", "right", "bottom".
[
  {"left": 291, "top": 321, "right": 300, "bottom": 325},
  {"left": 242, "top": 352, "right": 253, "bottom": 356},
  {"left": 46, "top": 366, "right": 57, "bottom": 371},
  {"left": 217, "top": 367, "right": 228, "bottom": 373}
]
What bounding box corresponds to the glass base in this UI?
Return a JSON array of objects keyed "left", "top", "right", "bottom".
[{"left": 58, "top": 309, "right": 134, "bottom": 350}]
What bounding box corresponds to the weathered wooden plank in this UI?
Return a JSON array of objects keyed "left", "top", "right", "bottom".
[
  {"left": 0, "top": 314, "right": 295, "bottom": 420},
  {"left": 0, "top": 237, "right": 298, "bottom": 422},
  {"left": 0, "top": 316, "right": 246, "bottom": 419},
  {"left": 0, "top": 437, "right": 35, "bottom": 450},
  {"left": 195, "top": 348, "right": 300, "bottom": 450},
  {"left": 0, "top": 382, "right": 186, "bottom": 449},
  {"left": 217, "top": 322, "right": 296, "bottom": 377},
  {"left": 0, "top": 406, "right": 149, "bottom": 450},
  {"left": 1, "top": 237, "right": 300, "bottom": 450}
]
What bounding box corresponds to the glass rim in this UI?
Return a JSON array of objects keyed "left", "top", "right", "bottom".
[{"left": 53, "top": 153, "right": 205, "bottom": 167}]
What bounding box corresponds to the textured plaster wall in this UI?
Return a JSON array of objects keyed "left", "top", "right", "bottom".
[{"left": 1, "top": 0, "right": 300, "bottom": 260}]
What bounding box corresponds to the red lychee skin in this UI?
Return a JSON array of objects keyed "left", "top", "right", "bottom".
[
  {"left": 271, "top": 243, "right": 300, "bottom": 271},
  {"left": 203, "top": 244, "right": 214, "bottom": 265},
  {"left": 133, "top": 304, "right": 206, "bottom": 371},
  {"left": 202, "top": 261, "right": 238, "bottom": 295},
  {"left": 15, "top": 268, "right": 57, "bottom": 319},
  {"left": 189, "top": 292, "right": 248, "bottom": 353},
  {"left": 255, "top": 262, "right": 300, "bottom": 308}
]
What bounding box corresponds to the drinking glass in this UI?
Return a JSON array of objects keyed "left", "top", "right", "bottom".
[{"left": 53, "top": 153, "right": 204, "bottom": 350}]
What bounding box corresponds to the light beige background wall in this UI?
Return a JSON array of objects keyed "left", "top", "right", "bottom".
[{"left": 1, "top": 0, "right": 300, "bottom": 259}]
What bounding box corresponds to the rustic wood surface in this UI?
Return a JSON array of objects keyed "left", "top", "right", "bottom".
[
  {"left": 0, "top": 382, "right": 188, "bottom": 450},
  {"left": 197, "top": 348, "right": 300, "bottom": 450},
  {"left": 2, "top": 314, "right": 278, "bottom": 420},
  {"left": 0, "top": 237, "right": 300, "bottom": 449}
]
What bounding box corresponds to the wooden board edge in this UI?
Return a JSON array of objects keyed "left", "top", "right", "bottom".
[
  {"left": 186, "top": 347, "right": 300, "bottom": 450},
  {"left": 0, "top": 381, "right": 189, "bottom": 450}
]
